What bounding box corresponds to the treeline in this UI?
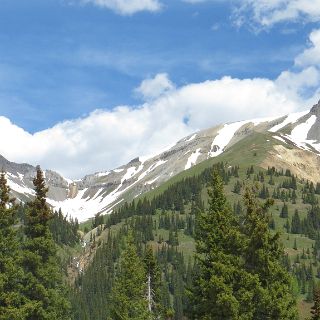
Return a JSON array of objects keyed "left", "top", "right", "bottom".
[{"left": 105, "top": 162, "right": 238, "bottom": 228}]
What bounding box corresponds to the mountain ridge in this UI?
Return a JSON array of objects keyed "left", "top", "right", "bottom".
[{"left": 3, "top": 100, "right": 320, "bottom": 221}]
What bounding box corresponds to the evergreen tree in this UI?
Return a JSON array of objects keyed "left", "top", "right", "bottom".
[
  {"left": 242, "top": 187, "right": 298, "bottom": 319},
  {"left": 0, "top": 171, "right": 29, "bottom": 318},
  {"left": 291, "top": 209, "right": 301, "bottom": 234},
  {"left": 109, "top": 234, "right": 150, "bottom": 320},
  {"left": 281, "top": 202, "right": 289, "bottom": 218},
  {"left": 22, "top": 166, "right": 71, "bottom": 319},
  {"left": 189, "top": 171, "right": 258, "bottom": 319},
  {"left": 233, "top": 180, "right": 242, "bottom": 194}
]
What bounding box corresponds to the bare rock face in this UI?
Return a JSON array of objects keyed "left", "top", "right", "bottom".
[
  {"left": 0, "top": 155, "right": 34, "bottom": 175},
  {"left": 307, "top": 100, "right": 320, "bottom": 143},
  {"left": 310, "top": 100, "right": 320, "bottom": 116}
]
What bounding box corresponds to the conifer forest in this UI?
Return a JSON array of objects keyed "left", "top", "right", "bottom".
[{"left": 2, "top": 161, "right": 320, "bottom": 319}]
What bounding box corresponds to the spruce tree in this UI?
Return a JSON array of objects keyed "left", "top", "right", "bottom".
[
  {"left": 109, "top": 234, "right": 150, "bottom": 320},
  {"left": 189, "top": 171, "right": 258, "bottom": 319},
  {"left": 0, "top": 171, "right": 29, "bottom": 319},
  {"left": 22, "top": 166, "right": 71, "bottom": 319},
  {"left": 281, "top": 202, "right": 289, "bottom": 218},
  {"left": 242, "top": 187, "right": 298, "bottom": 319},
  {"left": 291, "top": 209, "right": 301, "bottom": 234}
]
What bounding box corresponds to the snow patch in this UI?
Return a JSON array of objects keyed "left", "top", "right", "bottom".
[
  {"left": 208, "top": 121, "right": 248, "bottom": 158},
  {"left": 185, "top": 148, "right": 201, "bottom": 170},
  {"left": 92, "top": 188, "right": 104, "bottom": 200},
  {"left": 17, "top": 173, "right": 24, "bottom": 181},
  {"left": 113, "top": 168, "right": 124, "bottom": 173},
  {"left": 50, "top": 165, "right": 147, "bottom": 222},
  {"left": 274, "top": 115, "right": 320, "bottom": 153},
  {"left": 269, "top": 111, "right": 309, "bottom": 132},
  {"left": 7, "top": 179, "right": 35, "bottom": 196},
  {"left": 145, "top": 176, "right": 160, "bottom": 185},
  {"left": 121, "top": 165, "right": 144, "bottom": 183},
  {"left": 249, "top": 115, "right": 280, "bottom": 126},
  {"left": 138, "top": 160, "right": 167, "bottom": 181},
  {"left": 95, "top": 171, "right": 110, "bottom": 177},
  {"left": 186, "top": 134, "right": 197, "bottom": 142},
  {"left": 289, "top": 115, "right": 317, "bottom": 144},
  {"left": 273, "top": 136, "right": 288, "bottom": 144}
]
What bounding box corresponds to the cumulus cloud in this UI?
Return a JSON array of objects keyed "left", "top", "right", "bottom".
[
  {"left": 295, "top": 29, "right": 320, "bottom": 67},
  {"left": 134, "top": 73, "right": 175, "bottom": 100},
  {"left": 0, "top": 73, "right": 318, "bottom": 179},
  {"left": 1, "top": 29, "right": 320, "bottom": 179},
  {"left": 276, "top": 66, "right": 320, "bottom": 98},
  {"left": 82, "top": 0, "right": 162, "bottom": 15},
  {"left": 233, "top": 0, "right": 320, "bottom": 28}
]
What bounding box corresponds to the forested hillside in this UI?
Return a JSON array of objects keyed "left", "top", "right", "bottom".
[
  {"left": 69, "top": 160, "right": 320, "bottom": 319},
  {"left": 2, "top": 160, "right": 320, "bottom": 319}
]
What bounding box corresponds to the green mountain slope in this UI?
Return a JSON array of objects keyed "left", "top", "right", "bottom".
[{"left": 72, "top": 132, "right": 320, "bottom": 319}]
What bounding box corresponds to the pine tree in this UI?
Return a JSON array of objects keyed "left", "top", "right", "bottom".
[
  {"left": 22, "top": 166, "right": 71, "bottom": 319},
  {"left": 233, "top": 180, "right": 242, "bottom": 194},
  {"left": 281, "top": 202, "right": 289, "bottom": 218},
  {"left": 291, "top": 209, "right": 301, "bottom": 234},
  {"left": 0, "top": 171, "right": 29, "bottom": 318},
  {"left": 109, "top": 234, "right": 150, "bottom": 320},
  {"left": 242, "top": 187, "right": 298, "bottom": 319},
  {"left": 189, "top": 171, "right": 258, "bottom": 319}
]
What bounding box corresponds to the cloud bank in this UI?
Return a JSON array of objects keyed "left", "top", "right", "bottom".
[{"left": 0, "top": 77, "right": 298, "bottom": 179}]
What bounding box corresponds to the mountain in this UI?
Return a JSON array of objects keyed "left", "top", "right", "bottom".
[{"left": 3, "top": 100, "right": 320, "bottom": 222}]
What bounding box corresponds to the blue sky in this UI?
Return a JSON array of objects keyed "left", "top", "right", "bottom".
[
  {"left": 1, "top": 0, "right": 320, "bottom": 177},
  {"left": 0, "top": 0, "right": 316, "bottom": 132}
]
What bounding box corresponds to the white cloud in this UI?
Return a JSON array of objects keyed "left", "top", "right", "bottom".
[
  {"left": 295, "top": 29, "right": 320, "bottom": 67},
  {"left": 0, "top": 72, "right": 317, "bottom": 179},
  {"left": 233, "top": 0, "right": 320, "bottom": 27},
  {"left": 276, "top": 66, "right": 320, "bottom": 97},
  {"left": 134, "top": 73, "right": 175, "bottom": 100},
  {"left": 1, "top": 30, "right": 320, "bottom": 179},
  {"left": 82, "top": 0, "right": 162, "bottom": 15}
]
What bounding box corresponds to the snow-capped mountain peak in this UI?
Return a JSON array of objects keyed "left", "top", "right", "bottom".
[{"left": 4, "top": 100, "right": 320, "bottom": 222}]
